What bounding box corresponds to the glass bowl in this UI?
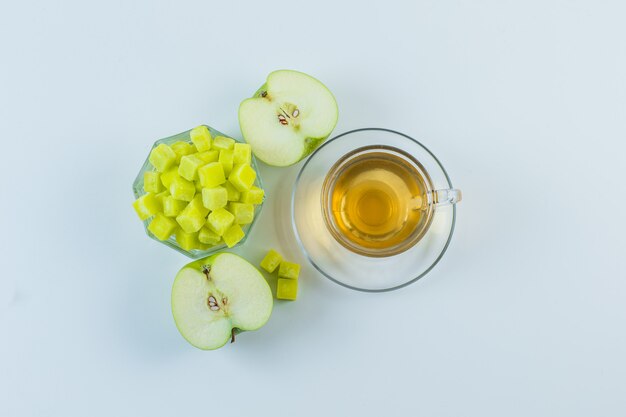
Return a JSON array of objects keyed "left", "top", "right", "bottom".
[
  {"left": 132, "top": 125, "right": 264, "bottom": 258},
  {"left": 291, "top": 128, "right": 458, "bottom": 292}
]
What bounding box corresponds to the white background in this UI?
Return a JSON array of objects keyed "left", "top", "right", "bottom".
[{"left": 1, "top": 1, "right": 625, "bottom": 416}]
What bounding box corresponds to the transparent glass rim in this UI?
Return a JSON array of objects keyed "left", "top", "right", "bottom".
[{"left": 290, "top": 127, "right": 457, "bottom": 293}]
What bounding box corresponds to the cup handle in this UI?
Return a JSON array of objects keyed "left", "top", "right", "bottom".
[{"left": 432, "top": 189, "right": 462, "bottom": 207}]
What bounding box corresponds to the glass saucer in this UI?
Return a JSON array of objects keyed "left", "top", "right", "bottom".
[{"left": 291, "top": 128, "right": 458, "bottom": 292}]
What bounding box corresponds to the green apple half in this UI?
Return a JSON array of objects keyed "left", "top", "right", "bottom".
[
  {"left": 171, "top": 253, "right": 273, "bottom": 350},
  {"left": 239, "top": 70, "right": 339, "bottom": 167}
]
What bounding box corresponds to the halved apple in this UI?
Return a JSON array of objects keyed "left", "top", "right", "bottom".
[
  {"left": 171, "top": 253, "right": 273, "bottom": 350},
  {"left": 238, "top": 70, "right": 338, "bottom": 167}
]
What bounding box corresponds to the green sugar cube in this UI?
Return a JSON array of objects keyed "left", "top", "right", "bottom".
[
  {"left": 171, "top": 141, "right": 196, "bottom": 162},
  {"left": 213, "top": 136, "right": 235, "bottom": 151},
  {"left": 198, "top": 162, "right": 226, "bottom": 188},
  {"left": 176, "top": 196, "right": 209, "bottom": 233},
  {"left": 224, "top": 182, "right": 241, "bottom": 201},
  {"left": 149, "top": 144, "right": 177, "bottom": 172},
  {"left": 207, "top": 207, "right": 235, "bottom": 236},
  {"left": 240, "top": 186, "right": 264, "bottom": 205},
  {"left": 222, "top": 224, "right": 245, "bottom": 248},
  {"left": 202, "top": 186, "right": 228, "bottom": 211},
  {"left": 198, "top": 226, "right": 221, "bottom": 245},
  {"left": 190, "top": 125, "right": 212, "bottom": 151},
  {"left": 132, "top": 193, "right": 161, "bottom": 220},
  {"left": 229, "top": 202, "right": 254, "bottom": 225},
  {"left": 219, "top": 149, "right": 234, "bottom": 176},
  {"left": 233, "top": 143, "right": 252, "bottom": 165},
  {"left": 260, "top": 249, "right": 283, "bottom": 273},
  {"left": 277, "top": 278, "right": 298, "bottom": 300},
  {"left": 278, "top": 261, "right": 300, "bottom": 280},
  {"left": 169, "top": 176, "right": 196, "bottom": 202},
  {"left": 143, "top": 171, "right": 163, "bottom": 193},
  {"left": 160, "top": 167, "right": 180, "bottom": 188},
  {"left": 196, "top": 150, "right": 219, "bottom": 163},
  {"left": 228, "top": 164, "right": 256, "bottom": 192},
  {"left": 148, "top": 214, "right": 177, "bottom": 241},
  {"left": 176, "top": 229, "right": 200, "bottom": 251},
  {"left": 178, "top": 154, "right": 205, "bottom": 181},
  {"left": 163, "top": 195, "right": 187, "bottom": 217}
]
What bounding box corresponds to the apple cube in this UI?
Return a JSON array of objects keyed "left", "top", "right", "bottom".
[
  {"left": 224, "top": 182, "right": 241, "bottom": 201},
  {"left": 198, "top": 226, "right": 221, "bottom": 245},
  {"left": 260, "top": 249, "right": 283, "bottom": 273},
  {"left": 198, "top": 162, "right": 226, "bottom": 188},
  {"left": 202, "top": 186, "right": 228, "bottom": 211},
  {"left": 149, "top": 144, "right": 177, "bottom": 172},
  {"left": 196, "top": 150, "right": 219, "bottom": 163},
  {"left": 171, "top": 141, "right": 196, "bottom": 163},
  {"left": 176, "top": 196, "right": 209, "bottom": 233},
  {"left": 170, "top": 176, "right": 196, "bottom": 202},
  {"left": 133, "top": 193, "right": 161, "bottom": 220},
  {"left": 278, "top": 261, "right": 300, "bottom": 280},
  {"left": 160, "top": 167, "right": 180, "bottom": 188},
  {"left": 222, "top": 224, "right": 245, "bottom": 248},
  {"left": 176, "top": 229, "right": 200, "bottom": 251},
  {"left": 277, "top": 278, "right": 297, "bottom": 300},
  {"left": 219, "top": 149, "right": 234, "bottom": 176},
  {"left": 233, "top": 143, "right": 252, "bottom": 165},
  {"left": 163, "top": 195, "right": 188, "bottom": 217},
  {"left": 206, "top": 207, "right": 235, "bottom": 236},
  {"left": 143, "top": 171, "right": 163, "bottom": 193},
  {"left": 240, "top": 186, "right": 264, "bottom": 205},
  {"left": 148, "top": 214, "right": 177, "bottom": 241},
  {"left": 213, "top": 136, "right": 235, "bottom": 151},
  {"left": 178, "top": 154, "right": 205, "bottom": 181},
  {"left": 229, "top": 202, "right": 254, "bottom": 225},
  {"left": 228, "top": 164, "right": 256, "bottom": 192},
  {"left": 190, "top": 125, "right": 212, "bottom": 152}
]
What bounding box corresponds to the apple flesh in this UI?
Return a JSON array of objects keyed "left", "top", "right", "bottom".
[
  {"left": 238, "top": 70, "right": 338, "bottom": 167},
  {"left": 171, "top": 253, "right": 273, "bottom": 350}
]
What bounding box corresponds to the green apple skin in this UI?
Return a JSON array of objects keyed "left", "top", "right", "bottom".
[
  {"left": 239, "top": 70, "right": 339, "bottom": 167},
  {"left": 171, "top": 252, "right": 273, "bottom": 350}
]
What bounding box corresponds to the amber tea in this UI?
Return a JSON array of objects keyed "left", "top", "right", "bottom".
[{"left": 322, "top": 146, "right": 435, "bottom": 257}]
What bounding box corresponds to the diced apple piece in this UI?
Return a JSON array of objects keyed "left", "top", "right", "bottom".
[
  {"left": 213, "top": 136, "right": 235, "bottom": 151},
  {"left": 133, "top": 193, "right": 161, "bottom": 220},
  {"left": 160, "top": 167, "right": 180, "bottom": 188},
  {"left": 143, "top": 171, "right": 163, "bottom": 193},
  {"left": 163, "top": 196, "right": 188, "bottom": 217},
  {"left": 229, "top": 202, "right": 254, "bottom": 225},
  {"left": 170, "top": 176, "right": 196, "bottom": 202},
  {"left": 240, "top": 186, "right": 264, "bottom": 204},
  {"left": 176, "top": 196, "right": 209, "bottom": 233},
  {"left": 171, "top": 141, "right": 196, "bottom": 162},
  {"left": 149, "top": 144, "right": 177, "bottom": 172},
  {"left": 228, "top": 164, "right": 256, "bottom": 192},
  {"left": 176, "top": 229, "right": 200, "bottom": 251},
  {"left": 198, "top": 162, "right": 226, "bottom": 188},
  {"left": 198, "top": 226, "right": 221, "bottom": 245},
  {"left": 277, "top": 278, "right": 297, "bottom": 300},
  {"left": 219, "top": 149, "right": 234, "bottom": 176},
  {"left": 278, "top": 261, "right": 300, "bottom": 280},
  {"left": 148, "top": 214, "right": 177, "bottom": 241},
  {"left": 224, "top": 182, "right": 241, "bottom": 201},
  {"left": 202, "top": 186, "right": 228, "bottom": 211},
  {"left": 260, "top": 249, "right": 283, "bottom": 273},
  {"left": 222, "top": 224, "right": 245, "bottom": 248},
  {"left": 196, "top": 150, "right": 219, "bottom": 163},
  {"left": 190, "top": 125, "right": 212, "bottom": 151},
  {"left": 233, "top": 143, "right": 252, "bottom": 165},
  {"left": 178, "top": 154, "right": 205, "bottom": 181},
  {"left": 206, "top": 207, "right": 235, "bottom": 236}
]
